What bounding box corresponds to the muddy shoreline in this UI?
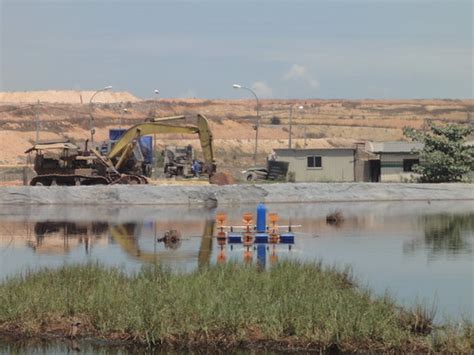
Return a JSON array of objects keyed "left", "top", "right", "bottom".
[
  {"left": 0, "top": 182, "right": 472, "bottom": 206},
  {"left": 0, "top": 329, "right": 356, "bottom": 353}
]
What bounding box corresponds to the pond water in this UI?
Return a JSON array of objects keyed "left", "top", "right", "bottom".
[
  {"left": 0, "top": 201, "right": 473, "bottom": 323},
  {"left": 0, "top": 337, "right": 271, "bottom": 354}
]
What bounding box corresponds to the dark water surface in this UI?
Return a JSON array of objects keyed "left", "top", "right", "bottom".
[
  {"left": 0, "top": 336, "right": 278, "bottom": 354},
  {"left": 0, "top": 201, "right": 473, "bottom": 324}
]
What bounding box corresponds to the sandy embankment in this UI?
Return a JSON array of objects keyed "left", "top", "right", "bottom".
[{"left": 0, "top": 183, "right": 472, "bottom": 207}]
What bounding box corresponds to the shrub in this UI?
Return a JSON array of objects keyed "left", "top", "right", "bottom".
[{"left": 270, "top": 116, "right": 281, "bottom": 125}]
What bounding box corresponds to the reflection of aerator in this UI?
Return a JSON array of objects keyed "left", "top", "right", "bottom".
[{"left": 215, "top": 203, "right": 299, "bottom": 267}]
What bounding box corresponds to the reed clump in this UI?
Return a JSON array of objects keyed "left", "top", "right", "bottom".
[{"left": 0, "top": 262, "right": 471, "bottom": 353}]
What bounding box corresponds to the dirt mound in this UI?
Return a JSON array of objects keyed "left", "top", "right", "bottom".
[
  {"left": 210, "top": 172, "right": 236, "bottom": 185},
  {"left": 0, "top": 90, "right": 140, "bottom": 104}
]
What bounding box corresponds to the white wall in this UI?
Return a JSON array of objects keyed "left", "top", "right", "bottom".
[
  {"left": 380, "top": 153, "right": 419, "bottom": 182},
  {"left": 277, "top": 149, "right": 354, "bottom": 182}
]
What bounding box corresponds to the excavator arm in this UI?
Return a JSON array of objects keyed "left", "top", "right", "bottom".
[
  {"left": 108, "top": 124, "right": 199, "bottom": 159},
  {"left": 196, "top": 114, "right": 215, "bottom": 174},
  {"left": 106, "top": 114, "right": 215, "bottom": 175}
]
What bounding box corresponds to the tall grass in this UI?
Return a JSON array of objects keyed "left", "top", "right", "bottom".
[{"left": 0, "top": 262, "right": 471, "bottom": 352}]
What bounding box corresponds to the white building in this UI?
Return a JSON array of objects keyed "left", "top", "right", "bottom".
[
  {"left": 274, "top": 148, "right": 355, "bottom": 182},
  {"left": 365, "top": 141, "right": 423, "bottom": 182}
]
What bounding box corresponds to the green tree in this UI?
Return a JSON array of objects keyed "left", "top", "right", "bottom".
[{"left": 404, "top": 123, "right": 473, "bottom": 182}]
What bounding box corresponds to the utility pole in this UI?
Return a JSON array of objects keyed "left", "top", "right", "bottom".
[
  {"left": 35, "top": 100, "right": 40, "bottom": 143},
  {"left": 288, "top": 106, "right": 293, "bottom": 149},
  {"left": 289, "top": 105, "right": 303, "bottom": 149},
  {"left": 153, "top": 89, "right": 160, "bottom": 178}
]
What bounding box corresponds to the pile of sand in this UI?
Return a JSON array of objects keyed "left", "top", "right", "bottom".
[
  {"left": 0, "top": 131, "right": 63, "bottom": 165},
  {"left": 0, "top": 90, "right": 140, "bottom": 104}
]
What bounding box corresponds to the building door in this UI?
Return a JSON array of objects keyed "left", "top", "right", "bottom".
[{"left": 369, "top": 160, "right": 381, "bottom": 182}]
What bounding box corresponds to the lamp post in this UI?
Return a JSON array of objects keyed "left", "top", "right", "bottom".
[
  {"left": 288, "top": 105, "right": 304, "bottom": 149},
  {"left": 152, "top": 89, "right": 160, "bottom": 177},
  {"left": 232, "top": 84, "right": 260, "bottom": 166},
  {"left": 89, "top": 85, "right": 112, "bottom": 144}
]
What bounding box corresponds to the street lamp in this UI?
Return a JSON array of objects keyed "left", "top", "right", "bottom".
[
  {"left": 152, "top": 89, "right": 160, "bottom": 177},
  {"left": 232, "top": 84, "right": 260, "bottom": 166},
  {"left": 89, "top": 85, "right": 112, "bottom": 144},
  {"left": 288, "top": 105, "right": 304, "bottom": 149}
]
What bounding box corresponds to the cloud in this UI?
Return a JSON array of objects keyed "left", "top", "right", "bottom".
[
  {"left": 283, "top": 64, "right": 307, "bottom": 80},
  {"left": 283, "top": 64, "right": 320, "bottom": 89},
  {"left": 251, "top": 81, "right": 273, "bottom": 98}
]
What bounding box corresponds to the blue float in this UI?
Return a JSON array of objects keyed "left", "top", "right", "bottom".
[
  {"left": 256, "top": 202, "right": 267, "bottom": 233},
  {"left": 228, "top": 233, "right": 242, "bottom": 244}
]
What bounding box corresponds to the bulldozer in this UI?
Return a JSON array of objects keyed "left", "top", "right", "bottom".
[{"left": 26, "top": 114, "right": 216, "bottom": 186}]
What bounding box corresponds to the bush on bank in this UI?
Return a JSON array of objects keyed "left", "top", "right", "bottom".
[{"left": 0, "top": 262, "right": 472, "bottom": 352}]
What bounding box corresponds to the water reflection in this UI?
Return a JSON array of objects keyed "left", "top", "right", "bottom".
[
  {"left": 27, "top": 219, "right": 295, "bottom": 271},
  {"left": 0, "top": 201, "right": 473, "bottom": 322},
  {"left": 32, "top": 221, "right": 108, "bottom": 254},
  {"left": 26, "top": 220, "right": 216, "bottom": 267},
  {"left": 403, "top": 214, "right": 474, "bottom": 259},
  {"left": 0, "top": 336, "right": 277, "bottom": 354}
]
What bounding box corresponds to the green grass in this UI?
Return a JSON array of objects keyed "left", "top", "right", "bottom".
[{"left": 0, "top": 262, "right": 472, "bottom": 352}]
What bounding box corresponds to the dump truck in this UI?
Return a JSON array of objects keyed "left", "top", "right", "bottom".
[
  {"left": 241, "top": 160, "right": 290, "bottom": 182},
  {"left": 26, "top": 114, "right": 216, "bottom": 185}
]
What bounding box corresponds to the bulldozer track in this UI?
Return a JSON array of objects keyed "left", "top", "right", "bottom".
[{"left": 30, "top": 174, "right": 111, "bottom": 186}]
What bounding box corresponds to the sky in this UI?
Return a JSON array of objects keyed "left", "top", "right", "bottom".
[{"left": 0, "top": 0, "right": 472, "bottom": 99}]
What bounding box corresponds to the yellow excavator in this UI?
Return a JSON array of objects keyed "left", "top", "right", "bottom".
[{"left": 27, "top": 114, "right": 216, "bottom": 185}]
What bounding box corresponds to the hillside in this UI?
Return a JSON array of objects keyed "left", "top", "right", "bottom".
[
  {"left": 0, "top": 90, "right": 140, "bottom": 104},
  {"left": 0, "top": 91, "right": 472, "bottom": 179}
]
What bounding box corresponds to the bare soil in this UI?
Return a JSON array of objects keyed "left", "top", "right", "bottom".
[{"left": 1, "top": 91, "right": 472, "bottom": 180}]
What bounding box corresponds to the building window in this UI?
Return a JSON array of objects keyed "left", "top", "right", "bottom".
[
  {"left": 307, "top": 156, "right": 322, "bottom": 168},
  {"left": 403, "top": 159, "right": 419, "bottom": 172}
]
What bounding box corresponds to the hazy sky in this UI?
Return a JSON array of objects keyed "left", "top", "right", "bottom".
[{"left": 1, "top": 0, "right": 472, "bottom": 99}]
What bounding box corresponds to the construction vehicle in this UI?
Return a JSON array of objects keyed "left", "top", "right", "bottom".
[
  {"left": 26, "top": 140, "right": 111, "bottom": 186},
  {"left": 101, "top": 129, "right": 153, "bottom": 177},
  {"left": 26, "top": 114, "right": 216, "bottom": 185},
  {"left": 241, "top": 160, "right": 290, "bottom": 182},
  {"left": 163, "top": 144, "right": 195, "bottom": 178},
  {"left": 100, "top": 116, "right": 189, "bottom": 178}
]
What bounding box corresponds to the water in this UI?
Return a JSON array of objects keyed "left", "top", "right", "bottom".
[
  {"left": 0, "top": 201, "right": 473, "bottom": 323},
  {"left": 0, "top": 337, "right": 274, "bottom": 354}
]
